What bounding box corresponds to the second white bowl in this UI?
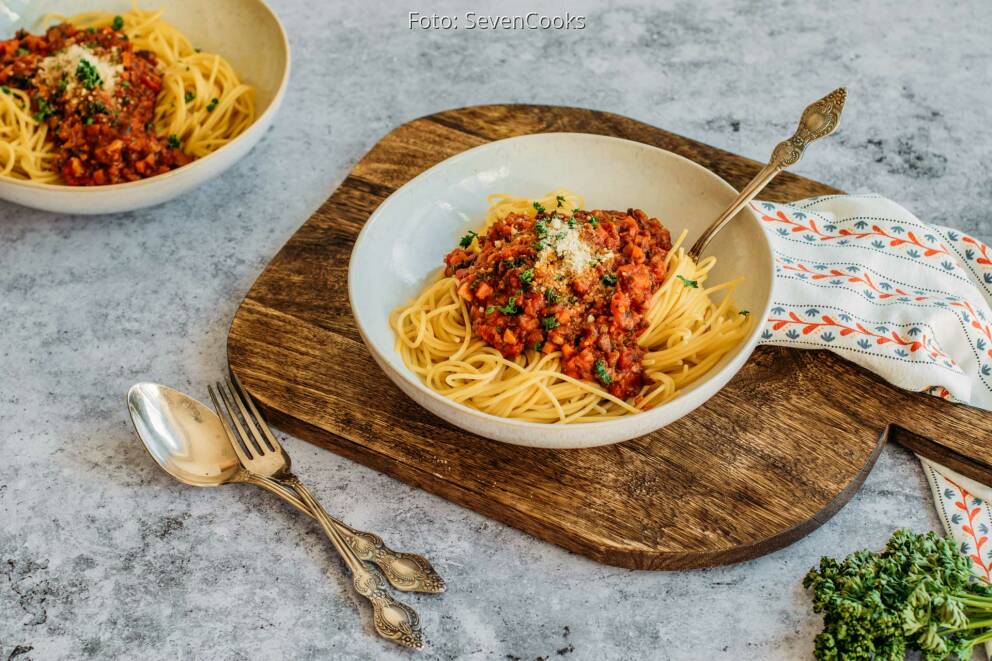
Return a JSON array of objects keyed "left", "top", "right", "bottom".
[{"left": 0, "top": 0, "right": 290, "bottom": 214}]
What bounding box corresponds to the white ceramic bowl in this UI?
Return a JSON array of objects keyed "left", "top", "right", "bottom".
[
  {"left": 0, "top": 0, "right": 289, "bottom": 214},
  {"left": 349, "top": 133, "right": 774, "bottom": 449}
]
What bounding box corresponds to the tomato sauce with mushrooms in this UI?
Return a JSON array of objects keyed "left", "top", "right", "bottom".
[
  {"left": 444, "top": 205, "right": 672, "bottom": 400},
  {"left": 0, "top": 22, "right": 189, "bottom": 185}
]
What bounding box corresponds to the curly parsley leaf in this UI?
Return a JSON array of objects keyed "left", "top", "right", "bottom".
[
  {"left": 497, "top": 297, "right": 519, "bottom": 315},
  {"left": 458, "top": 230, "right": 478, "bottom": 248},
  {"left": 33, "top": 96, "right": 54, "bottom": 121},
  {"left": 75, "top": 59, "right": 103, "bottom": 90},
  {"left": 594, "top": 360, "right": 612, "bottom": 385},
  {"left": 541, "top": 315, "right": 559, "bottom": 331}
]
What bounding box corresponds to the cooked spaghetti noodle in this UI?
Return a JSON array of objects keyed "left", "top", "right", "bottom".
[
  {"left": 0, "top": 5, "right": 254, "bottom": 184},
  {"left": 391, "top": 191, "right": 752, "bottom": 423}
]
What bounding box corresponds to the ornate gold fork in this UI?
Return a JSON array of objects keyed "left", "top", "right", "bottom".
[
  {"left": 688, "top": 87, "right": 847, "bottom": 259},
  {"left": 209, "top": 375, "right": 426, "bottom": 650}
]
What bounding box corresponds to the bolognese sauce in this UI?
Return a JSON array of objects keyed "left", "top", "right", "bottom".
[
  {"left": 0, "top": 20, "right": 189, "bottom": 185},
  {"left": 444, "top": 203, "right": 672, "bottom": 400}
]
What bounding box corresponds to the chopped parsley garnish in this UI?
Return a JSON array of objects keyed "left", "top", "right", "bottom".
[
  {"left": 532, "top": 201, "right": 545, "bottom": 214},
  {"left": 588, "top": 215, "right": 599, "bottom": 228},
  {"left": 167, "top": 134, "right": 181, "bottom": 149},
  {"left": 206, "top": 97, "right": 219, "bottom": 112},
  {"left": 497, "top": 297, "right": 519, "bottom": 315},
  {"left": 184, "top": 90, "right": 195, "bottom": 103},
  {"left": 555, "top": 194, "right": 566, "bottom": 208},
  {"left": 594, "top": 360, "right": 613, "bottom": 385},
  {"left": 15, "top": 47, "right": 28, "bottom": 57},
  {"left": 541, "top": 315, "right": 559, "bottom": 331},
  {"left": 112, "top": 15, "right": 125, "bottom": 31},
  {"left": 568, "top": 218, "right": 576, "bottom": 228},
  {"left": 534, "top": 219, "right": 548, "bottom": 238},
  {"left": 572, "top": 208, "right": 580, "bottom": 214},
  {"left": 0, "top": 86, "right": 9, "bottom": 95},
  {"left": 544, "top": 289, "right": 559, "bottom": 304},
  {"left": 75, "top": 59, "right": 103, "bottom": 90},
  {"left": 739, "top": 310, "right": 750, "bottom": 317},
  {"left": 531, "top": 240, "right": 545, "bottom": 252},
  {"left": 676, "top": 275, "right": 699, "bottom": 288},
  {"left": 458, "top": 230, "right": 478, "bottom": 248},
  {"left": 486, "top": 305, "right": 495, "bottom": 315},
  {"left": 90, "top": 101, "right": 107, "bottom": 114},
  {"left": 87, "top": 27, "right": 96, "bottom": 34},
  {"left": 533, "top": 341, "right": 543, "bottom": 352},
  {"left": 501, "top": 257, "right": 525, "bottom": 269},
  {"left": 84, "top": 116, "right": 94, "bottom": 125},
  {"left": 519, "top": 268, "right": 534, "bottom": 285},
  {"left": 602, "top": 274, "right": 618, "bottom": 286},
  {"left": 33, "top": 96, "right": 54, "bottom": 121}
]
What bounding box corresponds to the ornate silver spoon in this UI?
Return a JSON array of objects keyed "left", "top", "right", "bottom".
[{"left": 688, "top": 87, "right": 847, "bottom": 260}]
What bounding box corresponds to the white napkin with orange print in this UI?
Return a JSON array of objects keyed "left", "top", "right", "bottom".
[{"left": 755, "top": 194, "right": 992, "bottom": 593}]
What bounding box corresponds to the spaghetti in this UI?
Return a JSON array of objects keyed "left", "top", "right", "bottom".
[
  {"left": 0, "top": 5, "right": 254, "bottom": 185},
  {"left": 390, "top": 191, "right": 752, "bottom": 423}
]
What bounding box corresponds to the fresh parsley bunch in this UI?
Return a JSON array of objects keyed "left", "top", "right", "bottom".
[{"left": 804, "top": 529, "right": 992, "bottom": 660}]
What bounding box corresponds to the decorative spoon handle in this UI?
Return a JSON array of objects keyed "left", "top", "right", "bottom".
[
  {"left": 245, "top": 474, "right": 445, "bottom": 593},
  {"left": 688, "top": 87, "right": 847, "bottom": 260},
  {"left": 283, "top": 475, "right": 425, "bottom": 650}
]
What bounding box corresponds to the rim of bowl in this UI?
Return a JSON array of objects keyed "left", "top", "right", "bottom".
[
  {"left": 348, "top": 131, "right": 775, "bottom": 432},
  {"left": 0, "top": 0, "right": 291, "bottom": 193}
]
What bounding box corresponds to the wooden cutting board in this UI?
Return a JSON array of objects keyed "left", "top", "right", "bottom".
[{"left": 228, "top": 105, "right": 992, "bottom": 570}]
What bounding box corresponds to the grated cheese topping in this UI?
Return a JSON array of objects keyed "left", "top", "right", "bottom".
[
  {"left": 40, "top": 44, "right": 122, "bottom": 94},
  {"left": 540, "top": 215, "right": 613, "bottom": 275}
]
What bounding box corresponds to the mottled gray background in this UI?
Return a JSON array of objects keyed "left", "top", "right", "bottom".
[{"left": 2, "top": 0, "right": 990, "bottom": 659}]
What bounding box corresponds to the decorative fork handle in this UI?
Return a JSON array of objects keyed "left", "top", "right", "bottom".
[
  {"left": 244, "top": 474, "right": 445, "bottom": 594},
  {"left": 687, "top": 87, "right": 847, "bottom": 260},
  {"left": 281, "top": 475, "right": 425, "bottom": 650}
]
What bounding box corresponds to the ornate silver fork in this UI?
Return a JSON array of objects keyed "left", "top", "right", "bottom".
[{"left": 209, "top": 375, "right": 426, "bottom": 650}]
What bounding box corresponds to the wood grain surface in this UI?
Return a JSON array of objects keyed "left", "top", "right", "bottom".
[{"left": 227, "top": 105, "right": 992, "bottom": 570}]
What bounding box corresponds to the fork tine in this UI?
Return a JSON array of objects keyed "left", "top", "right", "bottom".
[
  {"left": 229, "top": 371, "right": 282, "bottom": 453},
  {"left": 208, "top": 385, "right": 255, "bottom": 465},
  {"left": 214, "top": 381, "right": 261, "bottom": 458},
  {"left": 224, "top": 376, "right": 274, "bottom": 455}
]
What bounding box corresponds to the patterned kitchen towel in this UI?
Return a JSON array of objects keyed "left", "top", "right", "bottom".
[
  {"left": 754, "top": 193, "right": 992, "bottom": 594},
  {"left": 919, "top": 456, "right": 992, "bottom": 658}
]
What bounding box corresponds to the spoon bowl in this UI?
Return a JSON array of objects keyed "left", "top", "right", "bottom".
[{"left": 127, "top": 382, "right": 240, "bottom": 487}]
